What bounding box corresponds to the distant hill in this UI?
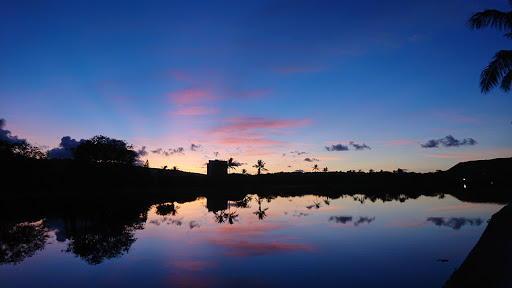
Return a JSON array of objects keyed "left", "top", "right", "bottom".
[{"left": 447, "top": 157, "right": 512, "bottom": 178}]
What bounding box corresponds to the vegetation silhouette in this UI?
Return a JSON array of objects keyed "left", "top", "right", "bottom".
[
  {"left": 323, "top": 167, "right": 328, "bottom": 172},
  {"left": 73, "top": 135, "right": 138, "bottom": 165},
  {"left": 61, "top": 206, "right": 147, "bottom": 265},
  {"left": 155, "top": 203, "right": 179, "bottom": 216},
  {"left": 0, "top": 221, "right": 50, "bottom": 265},
  {"left": 312, "top": 164, "right": 319, "bottom": 172},
  {"left": 467, "top": 1, "right": 512, "bottom": 93},
  {"left": 253, "top": 159, "right": 268, "bottom": 175},
  {"left": 253, "top": 196, "right": 269, "bottom": 220},
  {"left": 227, "top": 157, "right": 237, "bottom": 173}
]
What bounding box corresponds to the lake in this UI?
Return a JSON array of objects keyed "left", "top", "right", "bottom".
[{"left": 0, "top": 193, "right": 504, "bottom": 287}]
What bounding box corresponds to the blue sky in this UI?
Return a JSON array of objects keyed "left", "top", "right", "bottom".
[{"left": 1, "top": 0, "right": 511, "bottom": 173}]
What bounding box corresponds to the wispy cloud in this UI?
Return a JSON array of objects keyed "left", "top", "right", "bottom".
[
  {"left": 422, "top": 154, "right": 472, "bottom": 159},
  {"left": 349, "top": 141, "right": 371, "bottom": 151},
  {"left": 304, "top": 157, "right": 319, "bottom": 162},
  {"left": 190, "top": 144, "right": 202, "bottom": 151},
  {"left": 168, "top": 86, "right": 219, "bottom": 104},
  {"left": 151, "top": 147, "right": 185, "bottom": 156},
  {"left": 169, "top": 105, "right": 218, "bottom": 116}
]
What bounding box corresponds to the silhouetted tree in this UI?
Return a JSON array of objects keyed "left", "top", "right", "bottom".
[
  {"left": 468, "top": 2, "right": 512, "bottom": 92},
  {"left": 253, "top": 159, "right": 268, "bottom": 175},
  {"left": 172, "top": 166, "right": 179, "bottom": 171},
  {"left": 323, "top": 167, "right": 328, "bottom": 172},
  {"left": 73, "top": 135, "right": 138, "bottom": 165},
  {"left": 312, "top": 164, "right": 319, "bottom": 172},
  {"left": 0, "top": 139, "right": 47, "bottom": 160},
  {"left": 143, "top": 160, "right": 150, "bottom": 168},
  {"left": 161, "top": 165, "right": 167, "bottom": 170},
  {"left": 241, "top": 168, "right": 247, "bottom": 175},
  {"left": 227, "top": 157, "right": 237, "bottom": 173}
]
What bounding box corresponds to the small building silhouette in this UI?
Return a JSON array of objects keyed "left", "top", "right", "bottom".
[{"left": 207, "top": 160, "right": 228, "bottom": 176}]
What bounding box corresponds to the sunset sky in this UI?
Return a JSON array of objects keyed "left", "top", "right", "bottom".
[{"left": 1, "top": 0, "right": 511, "bottom": 174}]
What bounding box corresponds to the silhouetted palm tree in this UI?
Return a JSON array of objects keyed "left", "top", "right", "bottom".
[
  {"left": 312, "top": 164, "right": 319, "bottom": 172},
  {"left": 323, "top": 167, "right": 328, "bottom": 172},
  {"left": 227, "top": 157, "right": 237, "bottom": 173},
  {"left": 253, "top": 160, "right": 268, "bottom": 175},
  {"left": 468, "top": 2, "right": 512, "bottom": 92},
  {"left": 161, "top": 165, "right": 167, "bottom": 170},
  {"left": 143, "top": 160, "right": 150, "bottom": 168},
  {"left": 242, "top": 168, "right": 247, "bottom": 175},
  {"left": 172, "top": 166, "right": 179, "bottom": 171}
]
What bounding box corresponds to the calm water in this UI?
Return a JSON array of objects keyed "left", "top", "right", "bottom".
[{"left": 0, "top": 194, "right": 504, "bottom": 288}]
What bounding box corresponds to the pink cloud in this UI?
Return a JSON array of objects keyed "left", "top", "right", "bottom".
[
  {"left": 376, "top": 139, "right": 417, "bottom": 146},
  {"left": 166, "top": 260, "right": 217, "bottom": 271},
  {"left": 169, "top": 105, "right": 218, "bottom": 116},
  {"left": 215, "top": 117, "right": 310, "bottom": 132},
  {"left": 433, "top": 111, "right": 477, "bottom": 123},
  {"left": 208, "top": 239, "right": 314, "bottom": 257},
  {"left": 168, "top": 86, "right": 220, "bottom": 104},
  {"left": 422, "top": 154, "right": 472, "bottom": 159}
]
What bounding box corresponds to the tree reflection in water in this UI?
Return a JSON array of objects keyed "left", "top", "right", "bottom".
[
  {"left": 0, "top": 221, "right": 50, "bottom": 265},
  {"left": 62, "top": 210, "right": 147, "bottom": 265},
  {"left": 253, "top": 196, "right": 269, "bottom": 220},
  {"left": 155, "top": 203, "right": 179, "bottom": 216}
]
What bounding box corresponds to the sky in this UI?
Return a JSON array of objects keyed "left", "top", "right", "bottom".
[{"left": 1, "top": 0, "right": 511, "bottom": 174}]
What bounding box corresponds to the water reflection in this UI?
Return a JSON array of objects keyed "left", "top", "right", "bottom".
[
  {"left": 155, "top": 203, "right": 179, "bottom": 216},
  {"left": 59, "top": 210, "right": 147, "bottom": 265},
  {"left": 0, "top": 221, "right": 49, "bottom": 265},
  {"left": 253, "top": 196, "right": 269, "bottom": 220},
  {"left": 328, "top": 216, "right": 376, "bottom": 226},
  {"left": 0, "top": 190, "right": 505, "bottom": 288},
  {"left": 426, "top": 217, "right": 484, "bottom": 230}
]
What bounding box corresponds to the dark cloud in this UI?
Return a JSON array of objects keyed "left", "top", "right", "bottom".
[
  {"left": 325, "top": 144, "right": 349, "bottom": 151},
  {"left": 137, "top": 146, "right": 148, "bottom": 157},
  {"left": 294, "top": 169, "right": 304, "bottom": 173},
  {"left": 190, "top": 144, "right": 202, "bottom": 151},
  {"left": 47, "top": 136, "right": 85, "bottom": 159},
  {"left": 189, "top": 221, "right": 200, "bottom": 229},
  {"left": 421, "top": 139, "right": 439, "bottom": 148},
  {"left": 350, "top": 141, "right": 371, "bottom": 150},
  {"left": 426, "top": 217, "right": 483, "bottom": 230},
  {"left": 0, "top": 118, "right": 25, "bottom": 144},
  {"left": 329, "top": 216, "right": 375, "bottom": 226},
  {"left": 151, "top": 147, "right": 185, "bottom": 156},
  {"left": 421, "top": 135, "right": 477, "bottom": 148},
  {"left": 304, "top": 157, "right": 319, "bottom": 162},
  {"left": 329, "top": 216, "right": 353, "bottom": 224},
  {"left": 290, "top": 150, "right": 307, "bottom": 156},
  {"left": 232, "top": 161, "right": 245, "bottom": 167},
  {"left": 354, "top": 216, "right": 375, "bottom": 226}
]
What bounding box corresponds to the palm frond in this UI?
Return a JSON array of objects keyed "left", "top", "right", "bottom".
[
  {"left": 480, "top": 50, "right": 512, "bottom": 93},
  {"left": 467, "top": 10, "right": 512, "bottom": 31},
  {"left": 500, "top": 69, "right": 512, "bottom": 92}
]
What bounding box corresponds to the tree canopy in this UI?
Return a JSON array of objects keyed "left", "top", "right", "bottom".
[{"left": 73, "top": 135, "right": 138, "bottom": 165}]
